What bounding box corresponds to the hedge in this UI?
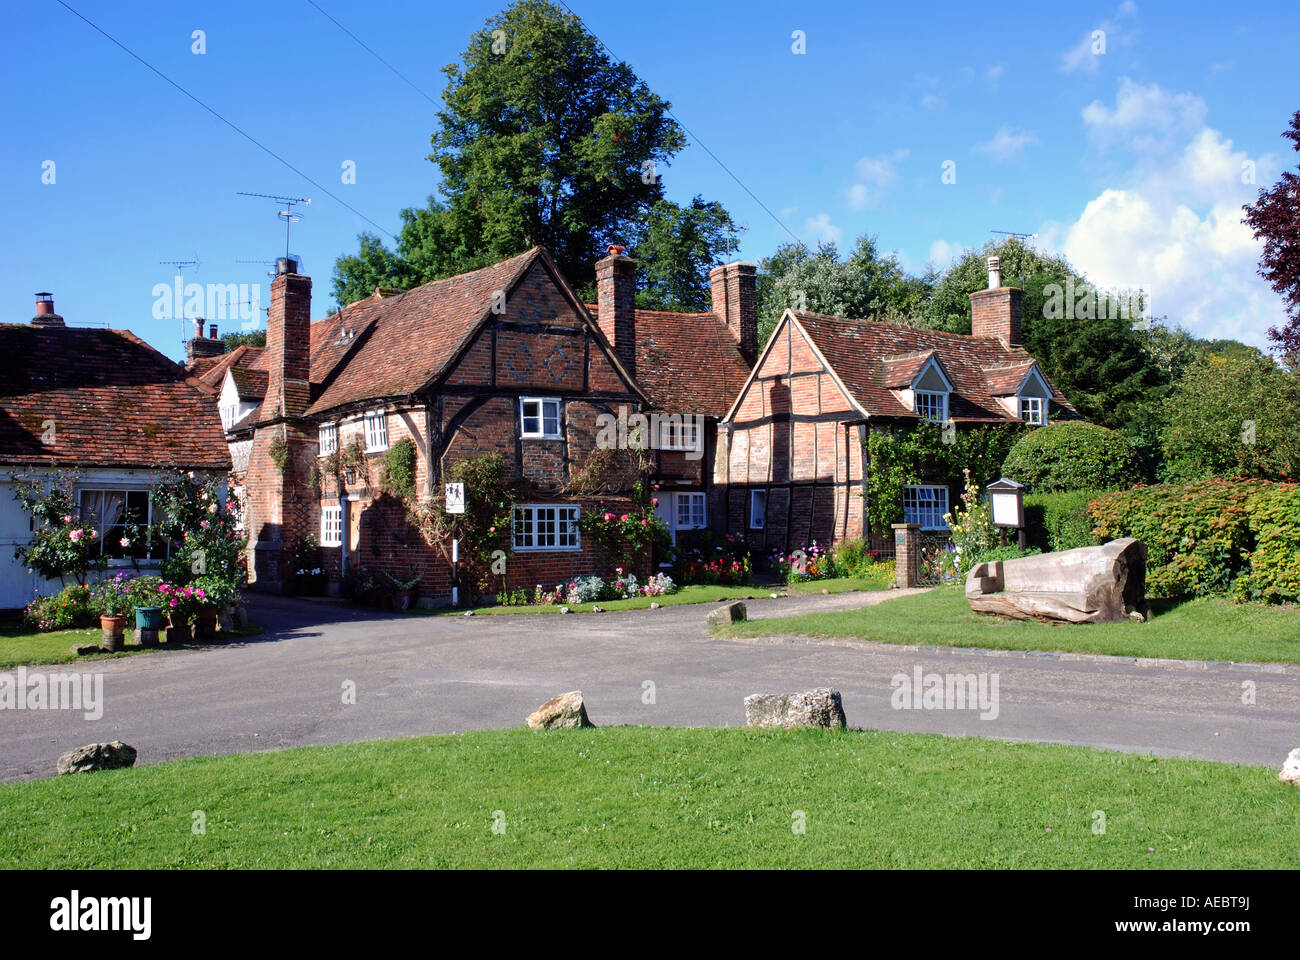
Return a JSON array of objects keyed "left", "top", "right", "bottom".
[
  {"left": 1089, "top": 478, "right": 1300, "bottom": 603},
  {"left": 1002, "top": 421, "right": 1143, "bottom": 493},
  {"left": 1023, "top": 490, "right": 1105, "bottom": 553}
]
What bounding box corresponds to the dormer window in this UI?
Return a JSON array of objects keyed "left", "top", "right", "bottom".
[
  {"left": 1019, "top": 396, "right": 1046, "bottom": 426},
  {"left": 915, "top": 390, "right": 947, "bottom": 423}
]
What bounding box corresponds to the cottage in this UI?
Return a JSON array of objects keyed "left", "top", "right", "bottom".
[
  {"left": 215, "top": 245, "right": 752, "bottom": 601},
  {"left": 717, "top": 257, "right": 1075, "bottom": 554},
  {"left": 0, "top": 295, "right": 231, "bottom": 609}
]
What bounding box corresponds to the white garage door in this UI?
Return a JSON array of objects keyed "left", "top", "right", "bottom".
[{"left": 0, "top": 482, "right": 40, "bottom": 610}]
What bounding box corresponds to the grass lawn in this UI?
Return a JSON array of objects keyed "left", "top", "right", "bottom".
[
  {"left": 428, "top": 583, "right": 764, "bottom": 616},
  {"left": 0, "top": 623, "right": 265, "bottom": 669},
  {"left": 0, "top": 726, "right": 1295, "bottom": 869},
  {"left": 720, "top": 587, "right": 1300, "bottom": 664},
  {"left": 787, "top": 575, "right": 893, "bottom": 595}
]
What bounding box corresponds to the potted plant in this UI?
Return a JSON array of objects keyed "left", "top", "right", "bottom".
[
  {"left": 387, "top": 568, "right": 421, "bottom": 611},
  {"left": 158, "top": 581, "right": 203, "bottom": 645},
  {"left": 93, "top": 573, "right": 132, "bottom": 652},
  {"left": 191, "top": 575, "right": 237, "bottom": 640},
  {"left": 127, "top": 575, "right": 164, "bottom": 647}
]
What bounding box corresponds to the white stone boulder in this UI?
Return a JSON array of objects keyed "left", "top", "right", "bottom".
[
  {"left": 527, "top": 690, "right": 594, "bottom": 730},
  {"left": 744, "top": 688, "right": 847, "bottom": 729}
]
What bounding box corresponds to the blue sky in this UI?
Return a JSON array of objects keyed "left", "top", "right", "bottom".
[{"left": 3, "top": 0, "right": 1297, "bottom": 361}]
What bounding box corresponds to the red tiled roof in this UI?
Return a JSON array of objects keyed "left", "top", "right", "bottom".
[
  {"left": 304, "top": 248, "right": 548, "bottom": 416},
  {"left": 581, "top": 306, "right": 750, "bottom": 417},
  {"left": 982, "top": 360, "right": 1038, "bottom": 396},
  {"left": 0, "top": 324, "right": 232, "bottom": 470},
  {"left": 785, "top": 312, "right": 1074, "bottom": 422},
  {"left": 194, "top": 344, "right": 266, "bottom": 393},
  {"left": 880, "top": 349, "right": 938, "bottom": 389}
]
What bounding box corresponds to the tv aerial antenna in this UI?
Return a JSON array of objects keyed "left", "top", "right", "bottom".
[
  {"left": 160, "top": 256, "right": 201, "bottom": 353},
  {"left": 237, "top": 192, "right": 311, "bottom": 259}
]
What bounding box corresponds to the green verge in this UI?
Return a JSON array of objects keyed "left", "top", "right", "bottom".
[
  {"left": 0, "top": 624, "right": 265, "bottom": 669},
  {"left": 786, "top": 575, "right": 893, "bottom": 595},
  {"left": 428, "top": 584, "right": 763, "bottom": 615},
  {"left": 1, "top": 727, "right": 1295, "bottom": 869},
  {"left": 719, "top": 588, "right": 1300, "bottom": 665}
]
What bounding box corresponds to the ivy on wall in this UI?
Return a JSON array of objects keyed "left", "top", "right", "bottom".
[{"left": 864, "top": 421, "right": 1024, "bottom": 535}]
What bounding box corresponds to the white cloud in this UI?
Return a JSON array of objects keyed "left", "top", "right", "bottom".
[
  {"left": 1047, "top": 79, "right": 1284, "bottom": 346},
  {"left": 1061, "top": 2, "right": 1138, "bottom": 73},
  {"left": 973, "top": 126, "right": 1038, "bottom": 161},
  {"left": 803, "top": 213, "right": 843, "bottom": 246},
  {"left": 985, "top": 64, "right": 1005, "bottom": 83},
  {"left": 1081, "top": 77, "right": 1207, "bottom": 149},
  {"left": 847, "top": 149, "right": 909, "bottom": 210}
]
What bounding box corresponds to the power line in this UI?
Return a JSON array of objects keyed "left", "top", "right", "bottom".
[
  {"left": 552, "top": 0, "right": 806, "bottom": 250},
  {"left": 53, "top": 0, "right": 399, "bottom": 244},
  {"left": 304, "top": 0, "right": 441, "bottom": 107}
]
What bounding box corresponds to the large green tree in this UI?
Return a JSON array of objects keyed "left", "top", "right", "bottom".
[
  {"left": 332, "top": 0, "right": 737, "bottom": 311},
  {"left": 1158, "top": 352, "right": 1300, "bottom": 482},
  {"left": 756, "top": 235, "right": 933, "bottom": 346}
]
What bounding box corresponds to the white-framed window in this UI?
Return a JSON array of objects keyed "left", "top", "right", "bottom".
[
  {"left": 319, "top": 422, "right": 338, "bottom": 456},
  {"left": 79, "top": 488, "right": 165, "bottom": 560},
  {"left": 512, "top": 504, "right": 580, "bottom": 551},
  {"left": 321, "top": 505, "right": 342, "bottom": 547},
  {"left": 1019, "top": 396, "right": 1046, "bottom": 426},
  {"left": 364, "top": 411, "right": 388, "bottom": 451},
  {"left": 750, "top": 490, "right": 767, "bottom": 529},
  {"left": 903, "top": 485, "right": 950, "bottom": 530},
  {"left": 221, "top": 405, "right": 237, "bottom": 431},
  {"left": 675, "top": 492, "right": 707, "bottom": 530},
  {"left": 915, "top": 390, "right": 947, "bottom": 423},
  {"left": 520, "top": 397, "right": 562, "bottom": 439},
  {"left": 659, "top": 418, "right": 701, "bottom": 452}
]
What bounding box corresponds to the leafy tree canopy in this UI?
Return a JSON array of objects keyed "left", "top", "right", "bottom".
[
  {"left": 220, "top": 330, "right": 266, "bottom": 351},
  {"left": 755, "top": 235, "right": 933, "bottom": 347},
  {"left": 1242, "top": 110, "right": 1300, "bottom": 363},
  {"left": 1158, "top": 352, "right": 1300, "bottom": 482}
]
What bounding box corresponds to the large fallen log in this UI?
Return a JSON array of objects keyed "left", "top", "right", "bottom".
[{"left": 965, "top": 537, "right": 1147, "bottom": 624}]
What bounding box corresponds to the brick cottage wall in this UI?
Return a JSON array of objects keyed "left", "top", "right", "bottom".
[{"left": 717, "top": 316, "right": 866, "bottom": 555}]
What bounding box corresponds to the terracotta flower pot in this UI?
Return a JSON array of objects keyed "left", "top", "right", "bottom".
[{"left": 100, "top": 615, "right": 126, "bottom": 652}]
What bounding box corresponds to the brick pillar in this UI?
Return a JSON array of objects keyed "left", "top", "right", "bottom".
[
  {"left": 892, "top": 523, "right": 920, "bottom": 588},
  {"left": 709, "top": 261, "right": 758, "bottom": 366}
]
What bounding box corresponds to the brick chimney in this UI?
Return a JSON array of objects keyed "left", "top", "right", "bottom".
[
  {"left": 31, "top": 292, "right": 65, "bottom": 328},
  {"left": 264, "top": 259, "right": 312, "bottom": 419},
  {"left": 709, "top": 262, "right": 758, "bottom": 366},
  {"left": 596, "top": 244, "right": 636, "bottom": 376},
  {"left": 969, "top": 255, "right": 1022, "bottom": 347},
  {"left": 186, "top": 317, "right": 224, "bottom": 363}
]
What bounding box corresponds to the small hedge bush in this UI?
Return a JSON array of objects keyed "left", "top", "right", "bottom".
[
  {"left": 1023, "top": 490, "right": 1104, "bottom": 553},
  {"left": 1089, "top": 478, "right": 1300, "bottom": 602},
  {"left": 1002, "top": 421, "right": 1143, "bottom": 493},
  {"left": 968, "top": 545, "right": 1042, "bottom": 567}
]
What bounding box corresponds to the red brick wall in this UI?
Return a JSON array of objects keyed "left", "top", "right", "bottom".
[
  {"left": 718, "top": 317, "right": 866, "bottom": 553},
  {"left": 969, "top": 287, "right": 1022, "bottom": 346},
  {"left": 596, "top": 253, "right": 637, "bottom": 377}
]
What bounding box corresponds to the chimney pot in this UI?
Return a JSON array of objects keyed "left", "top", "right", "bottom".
[
  {"left": 607, "top": 244, "right": 627, "bottom": 257},
  {"left": 194, "top": 318, "right": 204, "bottom": 339},
  {"left": 31, "top": 292, "right": 66, "bottom": 327},
  {"left": 209, "top": 323, "right": 218, "bottom": 340},
  {"left": 987, "top": 256, "right": 1002, "bottom": 290}
]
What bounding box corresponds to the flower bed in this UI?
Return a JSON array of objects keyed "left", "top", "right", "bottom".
[{"left": 528, "top": 569, "right": 679, "bottom": 607}]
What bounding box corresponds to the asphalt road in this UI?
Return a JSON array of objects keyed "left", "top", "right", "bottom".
[{"left": 2, "top": 590, "right": 1297, "bottom": 782}]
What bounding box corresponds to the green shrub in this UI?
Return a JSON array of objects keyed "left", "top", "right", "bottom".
[
  {"left": 1002, "top": 422, "right": 1143, "bottom": 493},
  {"left": 1023, "top": 490, "right": 1104, "bottom": 552},
  {"left": 969, "top": 545, "right": 1042, "bottom": 567},
  {"left": 1089, "top": 478, "right": 1300, "bottom": 602},
  {"left": 21, "top": 584, "right": 98, "bottom": 631},
  {"left": 831, "top": 538, "right": 892, "bottom": 577}
]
